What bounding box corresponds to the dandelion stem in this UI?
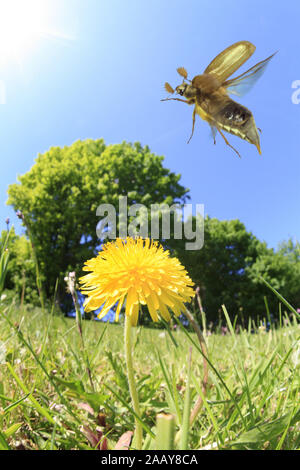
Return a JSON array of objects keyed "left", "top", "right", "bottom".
[{"left": 124, "top": 315, "right": 143, "bottom": 450}]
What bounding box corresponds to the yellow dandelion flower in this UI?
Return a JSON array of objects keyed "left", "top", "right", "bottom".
[{"left": 79, "top": 237, "right": 195, "bottom": 325}]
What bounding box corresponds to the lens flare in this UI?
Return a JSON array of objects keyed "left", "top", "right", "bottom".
[{"left": 0, "top": 0, "right": 73, "bottom": 65}]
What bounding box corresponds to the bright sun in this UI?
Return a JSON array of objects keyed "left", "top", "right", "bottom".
[{"left": 0, "top": 0, "right": 49, "bottom": 63}]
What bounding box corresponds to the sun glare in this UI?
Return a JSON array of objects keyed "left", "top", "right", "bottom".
[{"left": 0, "top": 0, "right": 50, "bottom": 63}]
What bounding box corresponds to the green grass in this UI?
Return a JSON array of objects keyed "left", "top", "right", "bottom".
[{"left": 0, "top": 301, "right": 299, "bottom": 450}]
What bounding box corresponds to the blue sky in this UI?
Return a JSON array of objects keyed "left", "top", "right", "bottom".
[{"left": 0, "top": 0, "right": 299, "bottom": 249}]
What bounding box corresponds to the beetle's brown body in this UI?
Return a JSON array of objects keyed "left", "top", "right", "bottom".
[
  {"left": 162, "top": 41, "right": 276, "bottom": 157},
  {"left": 196, "top": 84, "right": 261, "bottom": 153}
]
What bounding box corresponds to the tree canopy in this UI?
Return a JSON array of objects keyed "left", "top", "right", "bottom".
[{"left": 173, "top": 217, "right": 300, "bottom": 324}]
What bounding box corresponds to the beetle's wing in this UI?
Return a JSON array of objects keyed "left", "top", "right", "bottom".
[
  {"left": 204, "top": 41, "right": 256, "bottom": 83},
  {"left": 209, "top": 124, "right": 218, "bottom": 144},
  {"left": 223, "top": 52, "right": 277, "bottom": 97}
]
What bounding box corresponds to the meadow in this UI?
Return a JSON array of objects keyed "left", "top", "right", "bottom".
[{"left": 0, "top": 298, "right": 299, "bottom": 450}]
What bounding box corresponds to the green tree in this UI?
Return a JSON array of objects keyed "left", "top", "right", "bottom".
[
  {"left": 246, "top": 240, "right": 300, "bottom": 316},
  {"left": 172, "top": 217, "right": 269, "bottom": 324},
  {"left": 173, "top": 217, "right": 300, "bottom": 324},
  {"left": 0, "top": 227, "right": 38, "bottom": 304},
  {"left": 7, "top": 139, "right": 189, "bottom": 308},
  {"left": 0, "top": 229, "right": 10, "bottom": 295}
]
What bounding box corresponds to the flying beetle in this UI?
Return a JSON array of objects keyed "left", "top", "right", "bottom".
[{"left": 162, "top": 41, "right": 276, "bottom": 157}]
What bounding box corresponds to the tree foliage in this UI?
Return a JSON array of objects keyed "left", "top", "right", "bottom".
[
  {"left": 0, "top": 227, "right": 38, "bottom": 305},
  {"left": 173, "top": 218, "right": 300, "bottom": 324}
]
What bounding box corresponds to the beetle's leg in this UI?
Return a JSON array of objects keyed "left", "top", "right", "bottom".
[
  {"left": 217, "top": 127, "right": 241, "bottom": 159},
  {"left": 161, "top": 97, "right": 191, "bottom": 104},
  {"left": 187, "top": 107, "right": 196, "bottom": 144}
]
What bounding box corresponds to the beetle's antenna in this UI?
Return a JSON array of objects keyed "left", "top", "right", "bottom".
[
  {"left": 164, "top": 82, "right": 175, "bottom": 94},
  {"left": 177, "top": 67, "right": 188, "bottom": 80}
]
